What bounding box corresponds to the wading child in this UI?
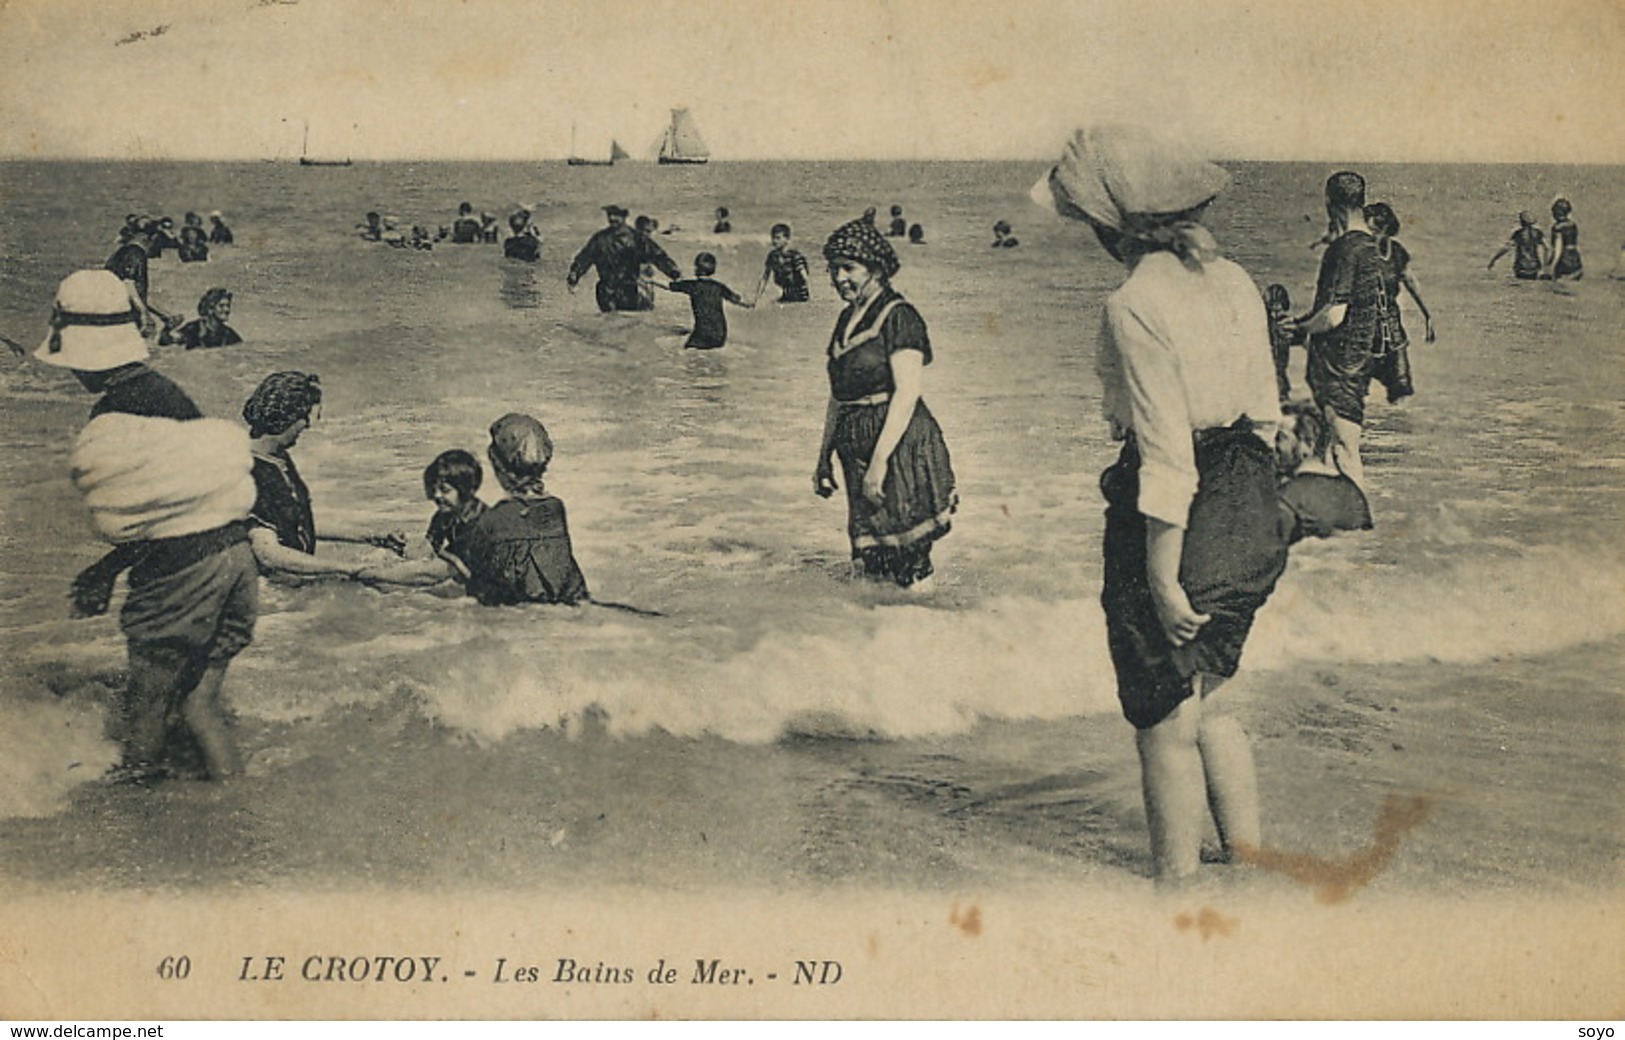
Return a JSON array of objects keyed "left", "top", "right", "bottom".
[
  {"left": 755, "top": 223, "right": 811, "bottom": 303},
  {"left": 657, "top": 252, "right": 753, "bottom": 349},
  {"left": 1264, "top": 283, "right": 1296, "bottom": 403}
]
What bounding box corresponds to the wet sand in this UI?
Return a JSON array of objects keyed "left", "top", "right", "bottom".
[
  {"left": 2, "top": 643, "right": 1618, "bottom": 897},
  {"left": 2, "top": 642, "right": 1622, "bottom": 1019}
]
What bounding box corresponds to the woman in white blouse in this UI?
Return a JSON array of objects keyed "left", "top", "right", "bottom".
[{"left": 1038, "top": 126, "right": 1289, "bottom": 884}]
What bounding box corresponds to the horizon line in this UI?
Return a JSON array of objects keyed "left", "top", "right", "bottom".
[{"left": 2, "top": 154, "right": 1620, "bottom": 168}]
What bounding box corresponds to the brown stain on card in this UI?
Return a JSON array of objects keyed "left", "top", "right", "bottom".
[
  {"left": 1234, "top": 793, "right": 1431, "bottom": 903},
  {"left": 1174, "top": 906, "right": 1238, "bottom": 940},
  {"left": 948, "top": 901, "right": 982, "bottom": 937},
  {"left": 968, "top": 63, "right": 1012, "bottom": 89}
]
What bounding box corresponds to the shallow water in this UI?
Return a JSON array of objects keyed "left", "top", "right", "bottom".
[{"left": 1, "top": 158, "right": 1622, "bottom": 822}]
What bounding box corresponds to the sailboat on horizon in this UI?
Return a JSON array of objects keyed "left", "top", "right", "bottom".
[
  {"left": 298, "top": 120, "right": 352, "bottom": 167},
  {"left": 567, "top": 123, "right": 629, "bottom": 167},
  {"left": 655, "top": 107, "right": 709, "bottom": 166}
]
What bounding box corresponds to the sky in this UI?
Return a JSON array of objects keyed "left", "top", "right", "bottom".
[{"left": 1, "top": 0, "right": 1622, "bottom": 163}]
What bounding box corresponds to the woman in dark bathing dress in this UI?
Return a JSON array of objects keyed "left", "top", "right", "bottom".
[{"left": 812, "top": 218, "right": 957, "bottom": 589}]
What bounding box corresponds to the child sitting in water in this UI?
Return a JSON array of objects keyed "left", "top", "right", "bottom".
[
  {"left": 991, "top": 220, "right": 1019, "bottom": 248},
  {"left": 656, "top": 252, "right": 753, "bottom": 349},
  {"left": 1276, "top": 399, "right": 1374, "bottom": 541},
  {"left": 713, "top": 207, "right": 732, "bottom": 234},
  {"left": 423, "top": 449, "right": 487, "bottom": 581}
]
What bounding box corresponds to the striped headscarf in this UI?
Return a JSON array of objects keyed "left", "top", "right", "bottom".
[
  {"left": 822, "top": 218, "right": 900, "bottom": 279},
  {"left": 243, "top": 371, "right": 322, "bottom": 437}
]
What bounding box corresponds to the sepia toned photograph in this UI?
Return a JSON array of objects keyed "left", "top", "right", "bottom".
[{"left": 1, "top": 0, "right": 1621, "bottom": 1021}]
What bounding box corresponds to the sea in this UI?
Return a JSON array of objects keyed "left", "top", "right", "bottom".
[{"left": 1, "top": 158, "right": 1622, "bottom": 822}]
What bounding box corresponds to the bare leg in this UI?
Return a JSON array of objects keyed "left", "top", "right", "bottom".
[
  {"left": 1331, "top": 414, "right": 1366, "bottom": 488},
  {"left": 179, "top": 660, "right": 242, "bottom": 779},
  {"left": 1134, "top": 694, "right": 1206, "bottom": 882},
  {"left": 1195, "top": 676, "right": 1261, "bottom": 860},
  {"left": 122, "top": 647, "right": 186, "bottom": 769}
]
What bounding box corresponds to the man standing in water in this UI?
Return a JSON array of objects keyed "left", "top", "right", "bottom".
[
  {"left": 1292, "top": 171, "right": 1384, "bottom": 488},
  {"left": 566, "top": 204, "right": 682, "bottom": 313}
]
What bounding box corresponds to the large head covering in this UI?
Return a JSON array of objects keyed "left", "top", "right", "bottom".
[
  {"left": 822, "top": 218, "right": 900, "bottom": 279},
  {"left": 488, "top": 412, "right": 554, "bottom": 489},
  {"left": 243, "top": 371, "right": 322, "bottom": 437},
  {"left": 34, "top": 269, "right": 148, "bottom": 371},
  {"left": 1034, "top": 125, "right": 1229, "bottom": 263}
]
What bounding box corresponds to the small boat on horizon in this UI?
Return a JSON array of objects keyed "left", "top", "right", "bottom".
[
  {"left": 656, "top": 108, "right": 709, "bottom": 166},
  {"left": 298, "top": 120, "right": 352, "bottom": 167},
  {"left": 567, "top": 123, "right": 629, "bottom": 167}
]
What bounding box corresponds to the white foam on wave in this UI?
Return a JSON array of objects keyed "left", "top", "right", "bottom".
[
  {"left": 0, "top": 684, "right": 120, "bottom": 819},
  {"left": 4, "top": 542, "right": 1620, "bottom": 821},
  {"left": 1249, "top": 542, "right": 1625, "bottom": 668},
  {"left": 407, "top": 596, "right": 1121, "bottom": 744},
  {"left": 407, "top": 544, "right": 1625, "bottom": 744}
]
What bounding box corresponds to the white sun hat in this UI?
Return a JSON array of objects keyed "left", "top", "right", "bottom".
[{"left": 35, "top": 269, "right": 148, "bottom": 371}]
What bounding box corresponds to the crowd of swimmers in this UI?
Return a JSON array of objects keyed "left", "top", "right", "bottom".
[
  {"left": 14, "top": 142, "right": 1610, "bottom": 900},
  {"left": 101, "top": 209, "right": 239, "bottom": 350}
]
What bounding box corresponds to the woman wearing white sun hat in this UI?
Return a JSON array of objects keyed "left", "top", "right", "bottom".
[{"left": 36, "top": 269, "right": 258, "bottom": 783}]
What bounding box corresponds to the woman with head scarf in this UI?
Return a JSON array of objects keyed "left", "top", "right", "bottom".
[
  {"left": 452, "top": 412, "right": 589, "bottom": 606},
  {"left": 243, "top": 371, "right": 405, "bottom": 580},
  {"left": 1037, "top": 125, "right": 1288, "bottom": 883},
  {"left": 812, "top": 217, "right": 957, "bottom": 589}
]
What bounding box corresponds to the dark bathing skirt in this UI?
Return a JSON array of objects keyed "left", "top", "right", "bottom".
[{"left": 1100, "top": 424, "right": 1289, "bottom": 730}]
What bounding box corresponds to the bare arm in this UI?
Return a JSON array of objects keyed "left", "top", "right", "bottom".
[
  {"left": 250, "top": 527, "right": 365, "bottom": 579},
  {"left": 356, "top": 555, "right": 461, "bottom": 587},
  {"left": 1297, "top": 302, "right": 1347, "bottom": 336},
  {"left": 1146, "top": 517, "right": 1210, "bottom": 647},
  {"left": 1399, "top": 271, "right": 1435, "bottom": 341},
  {"left": 861, "top": 349, "right": 924, "bottom": 503},
  {"left": 813, "top": 397, "right": 840, "bottom": 497}
]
